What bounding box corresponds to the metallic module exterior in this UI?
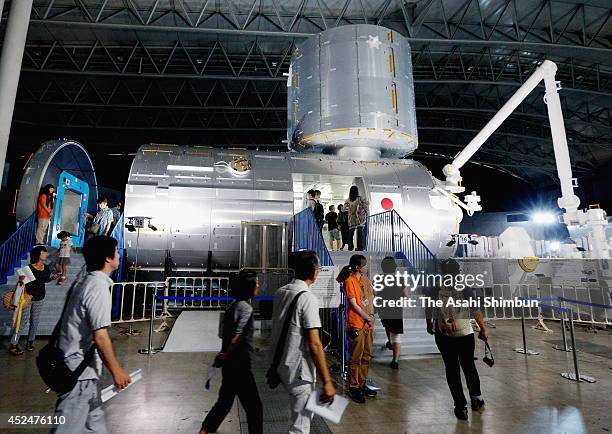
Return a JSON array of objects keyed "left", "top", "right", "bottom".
[
  {"left": 124, "top": 145, "right": 461, "bottom": 273},
  {"left": 288, "top": 24, "right": 418, "bottom": 158}
]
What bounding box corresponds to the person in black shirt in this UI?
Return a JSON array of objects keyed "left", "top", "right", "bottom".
[
  {"left": 325, "top": 205, "right": 340, "bottom": 250},
  {"left": 337, "top": 204, "right": 350, "bottom": 250},
  {"left": 9, "top": 245, "right": 57, "bottom": 355},
  {"left": 200, "top": 270, "right": 263, "bottom": 434}
]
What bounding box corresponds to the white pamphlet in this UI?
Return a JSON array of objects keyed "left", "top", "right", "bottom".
[
  {"left": 204, "top": 363, "right": 216, "bottom": 391},
  {"left": 305, "top": 389, "right": 349, "bottom": 425},
  {"left": 16, "top": 266, "right": 36, "bottom": 285},
  {"left": 101, "top": 369, "right": 142, "bottom": 403}
]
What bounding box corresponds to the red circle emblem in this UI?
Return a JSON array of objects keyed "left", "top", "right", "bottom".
[{"left": 381, "top": 198, "right": 394, "bottom": 211}]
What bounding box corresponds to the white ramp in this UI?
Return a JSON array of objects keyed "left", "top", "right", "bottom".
[{"left": 162, "top": 311, "right": 222, "bottom": 353}]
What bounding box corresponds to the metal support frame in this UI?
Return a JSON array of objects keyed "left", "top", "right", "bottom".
[
  {"left": 560, "top": 308, "right": 595, "bottom": 383},
  {"left": 0, "top": 0, "right": 33, "bottom": 191},
  {"left": 514, "top": 305, "right": 539, "bottom": 355},
  {"left": 138, "top": 288, "right": 163, "bottom": 355}
]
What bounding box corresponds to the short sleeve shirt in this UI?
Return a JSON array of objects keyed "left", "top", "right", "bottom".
[
  {"left": 345, "top": 274, "right": 365, "bottom": 329},
  {"left": 222, "top": 300, "right": 254, "bottom": 366},
  {"left": 58, "top": 271, "right": 113, "bottom": 380},
  {"left": 59, "top": 239, "right": 73, "bottom": 258},
  {"left": 271, "top": 279, "right": 321, "bottom": 385},
  {"left": 37, "top": 194, "right": 51, "bottom": 219},
  {"left": 93, "top": 208, "right": 113, "bottom": 235}
]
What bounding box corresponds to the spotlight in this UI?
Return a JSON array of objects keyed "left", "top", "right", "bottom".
[
  {"left": 148, "top": 223, "right": 158, "bottom": 231},
  {"left": 576, "top": 246, "right": 586, "bottom": 252},
  {"left": 446, "top": 239, "right": 456, "bottom": 247},
  {"left": 532, "top": 212, "right": 556, "bottom": 224},
  {"left": 125, "top": 223, "right": 136, "bottom": 232},
  {"left": 468, "top": 239, "right": 479, "bottom": 245}
]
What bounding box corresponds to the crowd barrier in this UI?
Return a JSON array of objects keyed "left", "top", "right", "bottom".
[
  {"left": 476, "top": 284, "right": 611, "bottom": 327},
  {"left": 513, "top": 295, "right": 611, "bottom": 383}
]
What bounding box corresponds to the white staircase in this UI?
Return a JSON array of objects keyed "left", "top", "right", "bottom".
[
  {"left": 328, "top": 251, "right": 438, "bottom": 357},
  {"left": 0, "top": 248, "right": 86, "bottom": 337}
]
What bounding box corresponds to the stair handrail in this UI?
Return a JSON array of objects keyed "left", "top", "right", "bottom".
[
  {"left": 366, "top": 210, "right": 437, "bottom": 275},
  {"left": 293, "top": 208, "right": 333, "bottom": 266},
  {"left": 109, "top": 213, "right": 124, "bottom": 282},
  {"left": 0, "top": 212, "right": 37, "bottom": 284}
]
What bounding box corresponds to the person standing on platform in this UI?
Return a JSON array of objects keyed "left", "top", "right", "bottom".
[
  {"left": 89, "top": 197, "right": 114, "bottom": 238},
  {"left": 425, "top": 259, "right": 488, "bottom": 421},
  {"left": 271, "top": 251, "right": 335, "bottom": 434},
  {"left": 313, "top": 190, "right": 325, "bottom": 232},
  {"left": 8, "top": 245, "right": 57, "bottom": 355},
  {"left": 200, "top": 270, "right": 263, "bottom": 434},
  {"left": 337, "top": 204, "right": 350, "bottom": 251},
  {"left": 344, "top": 186, "right": 368, "bottom": 251},
  {"left": 337, "top": 254, "right": 376, "bottom": 403},
  {"left": 51, "top": 236, "right": 131, "bottom": 434},
  {"left": 325, "top": 205, "right": 340, "bottom": 251},
  {"left": 35, "top": 184, "right": 55, "bottom": 245}
]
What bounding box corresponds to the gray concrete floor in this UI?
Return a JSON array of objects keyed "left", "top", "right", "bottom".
[{"left": 1, "top": 319, "right": 610, "bottom": 433}]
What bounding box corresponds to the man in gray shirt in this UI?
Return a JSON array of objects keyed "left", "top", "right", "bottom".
[
  {"left": 271, "top": 251, "right": 336, "bottom": 434},
  {"left": 52, "top": 236, "right": 130, "bottom": 434}
]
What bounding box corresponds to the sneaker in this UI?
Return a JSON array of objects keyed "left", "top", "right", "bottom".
[
  {"left": 385, "top": 341, "right": 393, "bottom": 350},
  {"left": 25, "top": 341, "right": 35, "bottom": 351},
  {"left": 471, "top": 398, "right": 485, "bottom": 411},
  {"left": 361, "top": 385, "right": 377, "bottom": 397},
  {"left": 348, "top": 387, "right": 365, "bottom": 404},
  {"left": 9, "top": 345, "right": 24, "bottom": 356},
  {"left": 454, "top": 406, "right": 468, "bottom": 420},
  {"left": 390, "top": 360, "right": 399, "bottom": 370},
  {"left": 365, "top": 378, "right": 381, "bottom": 391}
]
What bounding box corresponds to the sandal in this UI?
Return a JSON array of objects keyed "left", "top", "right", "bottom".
[{"left": 9, "top": 345, "right": 24, "bottom": 356}]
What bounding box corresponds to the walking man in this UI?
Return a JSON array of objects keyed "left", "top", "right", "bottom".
[
  {"left": 271, "top": 251, "right": 336, "bottom": 433},
  {"left": 52, "top": 236, "right": 131, "bottom": 434}
]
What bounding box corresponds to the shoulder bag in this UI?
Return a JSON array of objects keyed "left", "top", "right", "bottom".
[
  {"left": 36, "top": 278, "right": 96, "bottom": 395},
  {"left": 266, "top": 291, "right": 307, "bottom": 389}
]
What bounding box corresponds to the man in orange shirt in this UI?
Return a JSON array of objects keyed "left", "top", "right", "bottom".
[{"left": 337, "top": 254, "right": 375, "bottom": 403}]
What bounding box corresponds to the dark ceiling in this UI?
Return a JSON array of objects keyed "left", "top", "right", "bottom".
[{"left": 3, "top": 0, "right": 612, "bottom": 201}]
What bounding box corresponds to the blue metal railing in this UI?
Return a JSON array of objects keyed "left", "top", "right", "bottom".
[
  {"left": 109, "top": 213, "right": 124, "bottom": 282},
  {"left": 293, "top": 208, "right": 333, "bottom": 266},
  {"left": 366, "top": 210, "right": 437, "bottom": 275},
  {"left": 0, "top": 213, "right": 36, "bottom": 284}
]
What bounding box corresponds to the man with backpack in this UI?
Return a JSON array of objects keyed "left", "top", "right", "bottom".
[
  {"left": 50, "top": 236, "right": 130, "bottom": 433},
  {"left": 269, "top": 251, "right": 335, "bottom": 433},
  {"left": 312, "top": 190, "right": 325, "bottom": 231}
]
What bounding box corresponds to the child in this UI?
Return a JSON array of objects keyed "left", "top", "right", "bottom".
[
  {"left": 325, "top": 205, "right": 340, "bottom": 250},
  {"left": 56, "top": 231, "right": 76, "bottom": 284}
]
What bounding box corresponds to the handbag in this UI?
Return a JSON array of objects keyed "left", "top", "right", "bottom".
[
  {"left": 36, "top": 278, "right": 96, "bottom": 395},
  {"left": 3, "top": 284, "right": 32, "bottom": 310},
  {"left": 266, "top": 291, "right": 307, "bottom": 389}
]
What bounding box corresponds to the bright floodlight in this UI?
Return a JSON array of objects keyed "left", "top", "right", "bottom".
[{"left": 532, "top": 212, "right": 556, "bottom": 224}]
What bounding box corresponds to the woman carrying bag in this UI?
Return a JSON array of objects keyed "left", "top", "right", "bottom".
[
  {"left": 425, "top": 259, "right": 488, "bottom": 421},
  {"left": 8, "top": 246, "right": 58, "bottom": 355}
]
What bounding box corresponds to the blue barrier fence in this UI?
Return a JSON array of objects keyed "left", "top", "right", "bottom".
[
  {"left": 0, "top": 213, "right": 36, "bottom": 284},
  {"left": 293, "top": 208, "right": 333, "bottom": 266}
]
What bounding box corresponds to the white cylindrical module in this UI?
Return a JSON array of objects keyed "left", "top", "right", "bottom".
[{"left": 288, "top": 24, "right": 418, "bottom": 159}]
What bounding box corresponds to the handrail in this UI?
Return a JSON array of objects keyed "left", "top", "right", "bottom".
[
  {"left": 366, "top": 210, "right": 437, "bottom": 275},
  {"left": 0, "top": 213, "right": 37, "bottom": 284},
  {"left": 110, "top": 213, "right": 124, "bottom": 282},
  {"left": 293, "top": 208, "right": 333, "bottom": 266}
]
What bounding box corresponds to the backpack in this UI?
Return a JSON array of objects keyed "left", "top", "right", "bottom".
[
  {"left": 356, "top": 197, "right": 368, "bottom": 226},
  {"left": 313, "top": 201, "right": 324, "bottom": 222}
]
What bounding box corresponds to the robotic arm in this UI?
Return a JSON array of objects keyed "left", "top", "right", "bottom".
[{"left": 442, "top": 60, "right": 580, "bottom": 220}]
